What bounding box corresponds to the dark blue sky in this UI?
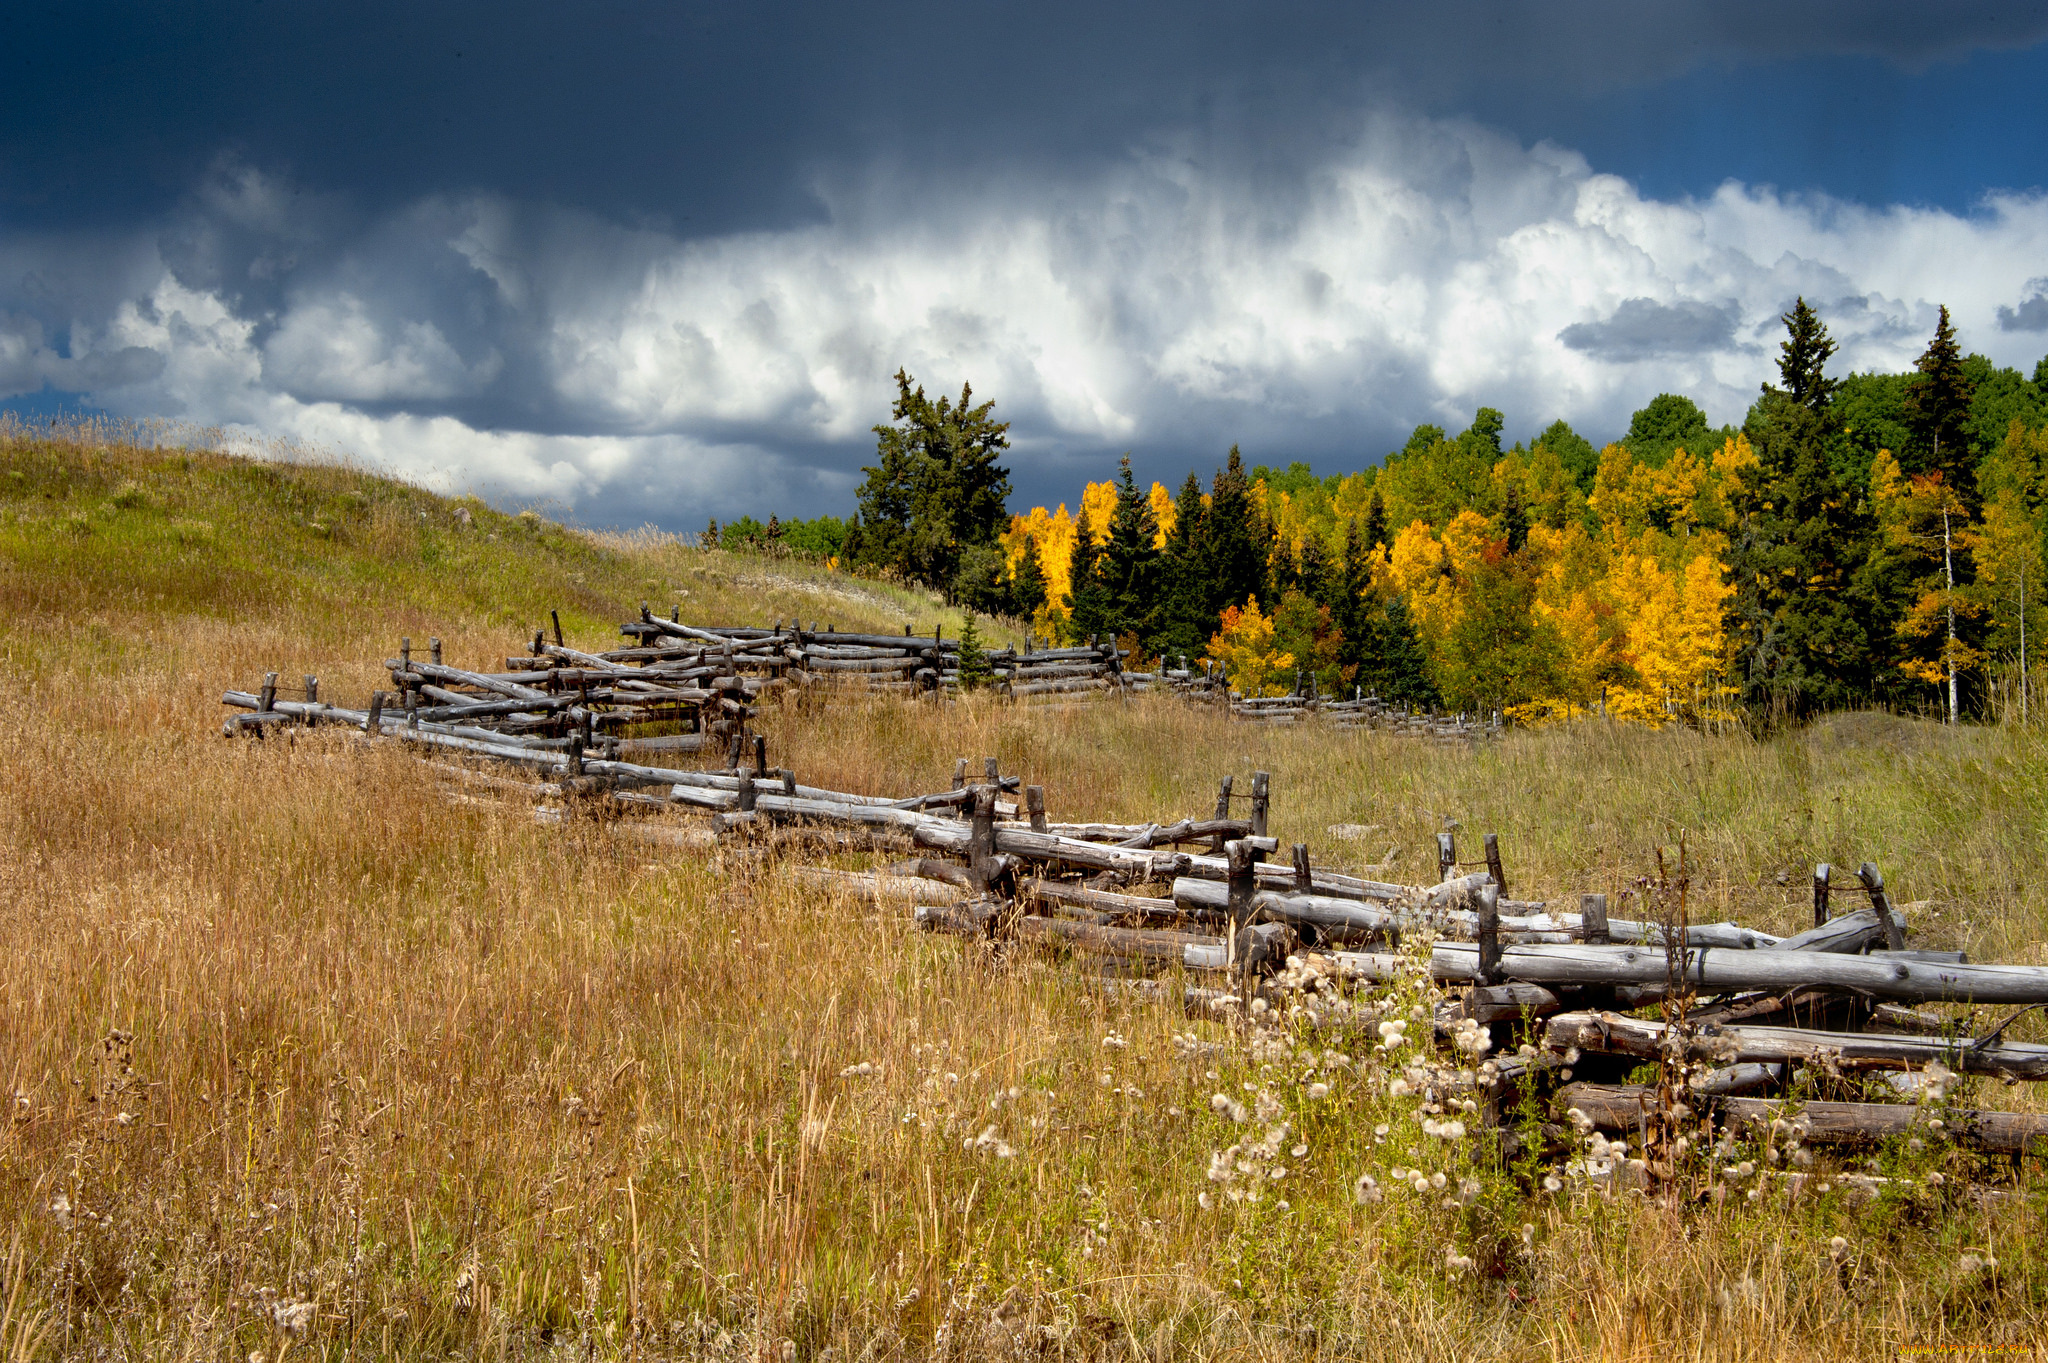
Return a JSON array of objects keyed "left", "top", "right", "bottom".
[{"left": 4, "top": 2, "right": 2047, "bottom": 523}]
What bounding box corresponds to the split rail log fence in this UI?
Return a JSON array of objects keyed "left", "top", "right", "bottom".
[{"left": 217, "top": 613, "right": 2048, "bottom": 1166}]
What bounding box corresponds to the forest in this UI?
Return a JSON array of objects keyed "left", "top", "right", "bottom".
[{"left": 735, "top": 300, "right": 2048, "bottom": 725}]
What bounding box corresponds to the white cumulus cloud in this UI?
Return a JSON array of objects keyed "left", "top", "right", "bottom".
[{"left": 5, "top": 110, "right": 2048, "bottom": 525}]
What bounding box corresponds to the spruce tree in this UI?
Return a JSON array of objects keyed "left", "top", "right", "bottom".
[
  {"left": 1360, "top": 594, "right": 1438, "bottom": 707},
  {"left": 1098, "top": 454, "right": 1162, "bottom": 639},
  {"left": 1499, "top": 483, "right": 1529, "bottom": 553},
  {"left": 1908, "top": 304, "right": 1978, "bottom": 510},
  {"left": 1151, "top": 474, "right": 1212, "bottom": 657},
  {"left": 1776, "top": 297, "right": 1840, "bottom": 414},
  {"left": 1363, "top": 487, "right": 1388, "bottom": 551},
  {"left": 1297, "top": 531, "right": 1331, "bottom": 608},
  {"left": 1333, "top": 518, "right": 1375, "bottom": 684},
  {"left": 954, "top": 615, "right": 993, "bottom": 690},
  {"left": 1204, "top": 446, "right": 1267, "bottom": 617},
  {"left": 1009, "top": 536, "right": 1048, "bottom": 618},
  {"left": 1730, "top": 299, "right": 1892, "bottom": 718},
  {"left": 1063, "top": 523, "right": 1112, "bottom": 642}
]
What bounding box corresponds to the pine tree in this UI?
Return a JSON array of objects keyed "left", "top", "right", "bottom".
[
  {"left": 1333, "top": 518, "right": 1375, "bottom": 684},
  {"left": 1776, "top": 297, "right": 1840, "bottom": 414},
  {"left": 954, "top": 615, "right": 994, "bottom": 690},
  {"left": 1730, "top": 299, "right": 1892, "bottom": 718},
  {"left": 852, "top": 369, "right": 1012, "bottom": 591},
  {"left": 1297, "top": 531, "right": 1331, "bottom": 608},
  {"left": 1098, "top": 454, "right": 1162, "bottom": 639},
  {"left": 1499, "top": 483, "right": 1529, "bottom": 553},
  {"left": 1363, "top": 487, "right": 1388, "bottom": 551},
  {"left": 1009, "top": 535, "right": 1048, "bottom": 618},
  {"left": 1360, "top": 594, "right": 1438, "bottom": 707},
  {"left": 1204, "top": 446, "right": 1267, "bottom": 617},
  {"left": 1908, "top": 304, "right": 1978, "bottom": 510},
  {"left": 701, "top": 517, "right": 720, "bottom": 549},
  {"left": 1151, "top": 474, "right": 1212, "bottom": 657},
  {"left": 1064, "top": 522, "right": 1112, "bottom": 642}
]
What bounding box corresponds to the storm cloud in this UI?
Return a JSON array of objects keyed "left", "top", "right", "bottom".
[{"left": 4, "top": 2, "right": 2048, "bottom": 524}]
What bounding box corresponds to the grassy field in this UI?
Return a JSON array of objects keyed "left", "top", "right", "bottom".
[{"left": 4, "top": 430, "right": 2048, "bottom": 1360}]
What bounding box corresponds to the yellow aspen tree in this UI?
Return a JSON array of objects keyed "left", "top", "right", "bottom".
[{"left": 1205, "top": 596, "right": 1294, "bottom": 697}]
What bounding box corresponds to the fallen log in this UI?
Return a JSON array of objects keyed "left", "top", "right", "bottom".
[
  {"left": 1170, "top": 877, "right": 1401, "bottom": 943},
  {"left": 1024, "top": 878, "right": 1189, "bottom": 923},
  {"left": 1544, "top": 1011, "right": 2048, "bottom": 1081},
  {"left": 1436, "top": 942, "right": 2048, "bottom": 1005},
  {"left": 1554, "top": 1083, "right": 2048, "bottom": 1154},
  {"left": 1772, "top": 907, "right": 1909, "bottom": 954},
  {"left": 790, "top": 866, "right": 965, "bottom": 906},
  {"left": 1011, "top": 915, "right": 1226, "bottom": 968}
]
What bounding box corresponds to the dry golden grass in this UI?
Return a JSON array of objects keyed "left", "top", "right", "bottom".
[{"left": 3, "top": 431, "right": 2048, "bottom": 1360}]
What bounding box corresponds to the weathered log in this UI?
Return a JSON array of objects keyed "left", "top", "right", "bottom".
[
  {"left": 382, "top": 658, "right": 550, "bottom": 702},
  {"left": 1452, "top": 983, "right": 1562, "bottom": 1024},
  {"left": 1555, "top": 1083, "right": 2048, "bottom": 1154},
  {"left": 1010, "top": 915, "right": 1229, "bottom": 969},
  {"left": 1543, "top": 1010, "right": 2048, "bottom": 1080},
  {"left": 789, "top": 866, "right": 965, "bottom": 906},
  {"left": 1771, "top": 907, "right": 1909, "bottom": 954},
  {"left": 1024, "top": 878, "right": 1187, "bottom": 922},
  {"left": 1170, "top": 877, "right": 1400, "bottom": 943},
  {"left": 1439, "top": 942, "right": 2048, "bottom": 1005},
  {"left": 1723, "top": 1096, "right": 2048, "bottom": 1153}
]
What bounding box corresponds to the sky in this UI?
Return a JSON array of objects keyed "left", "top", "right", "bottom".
[{"left": 5, "top": 1, "right": 2048, "bottom": 528}]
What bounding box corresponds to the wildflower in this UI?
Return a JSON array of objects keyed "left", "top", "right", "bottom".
[
  {"left": 1519, "top": 1223, "right": 1535, "bottom": 1247},
  {"left": 1101, "top": 1033, "right": 1128, "bottom": 1049},
  {"left": 1387, "top": 1079, "right": 1412, "bottom": 1099},
  {"left": 1198, "top": 1191, "right": 1214, "bottom": 1210},
  {"left": 1354, "top": 1173, "right": 1381, "bottom": 1204},
  {"left": 271, "top": 1301, "right": 316, "bottom": 1335},
  {"left": 1210, "top": 1093, "right": 1248, "bottom": 1123},
  {"left": 49, "top": 1193, "right": 71, "bottom": 1228},
  {"left": 1307, "top": 1082, "right": 1330, "bottom": 1100},
  {"left": 1542, "top": 1175, "right": 1562, "bottom": 1193},
  {"left": 1959, "top": 1254, "right": 1984, "bottom": 1275},
  {"left": 1374, "top": 1123, "right": 1390, "bottom": 1138},
  {"left": 1828, "top": 1236, "right": 1849, "bottom": 1261},
  {"left": 1445, "top": 1250, "right": 1475, "bottom": 1274},
  {"left": 837, "top": 1062, "right": 876, "bottom": 1079},
  {"left": 1291, "top": 1143, "right": 1307, "bottom": 1158},
  {"left": 1429, "top": 1171, "right": 1447, "bottom": 1191}
]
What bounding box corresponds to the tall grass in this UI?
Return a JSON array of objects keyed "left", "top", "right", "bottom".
[{"left": 2, "top": 430, "right": 2046, "bottom": 1359}]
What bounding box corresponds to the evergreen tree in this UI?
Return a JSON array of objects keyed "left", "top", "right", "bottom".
[
  {"left": 1097, "top": 454, "right": 1162, "bottom": 638},
  {"left": 1205, "top": 446, "right": 1267, "bottom": 617},
  {"left": 1777, "top": 297, "right": 1840, "bottom": 414},
  {"left": 1333, "top": 517, "right": 1374, "bottom": 682},
  {"left": 1358, "top": 594, "right": 1438, "bottom": 708},
  {"left": 1363, "top": 487, "right": 1388, "bottom": 551},
  {"left": 1151, "top": 473, "right": 1213, "bottom": 658},
  {"left": 954, "top": 615, "right": 994, "bottom": 690},
  {"left": 1297, "top": 530, "right": 1331, "bottom": 608},
  {"left": 852, "top": 369, "right": 1012, "bottom": 592},
  {"left": 1499, "top": 483, "right": 1529, "bottom": 553},
  {"left": 700, "top": 517, "right": 720, "bottom": 549},
  {"left": 1009, "top": 536, "right": 1048, "bottom": 618},
  {"left": 1063, "top": 522, "right": 1113, "bottom": 642},
  {"left": 1908, "top": 304, "right": 1978, "bottom": 510},
  {"left": 1730, "top": 300, "right": 1893, "bottom": 718}
]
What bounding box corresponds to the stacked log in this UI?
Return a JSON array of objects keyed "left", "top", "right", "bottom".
[{"left": 216, "top": 650, "right": 2048, "bottom": 1162}]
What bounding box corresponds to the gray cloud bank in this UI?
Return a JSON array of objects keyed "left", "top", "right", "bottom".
[{"left": 6, "top": 111, "right": 2048, "bottom": 526}]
